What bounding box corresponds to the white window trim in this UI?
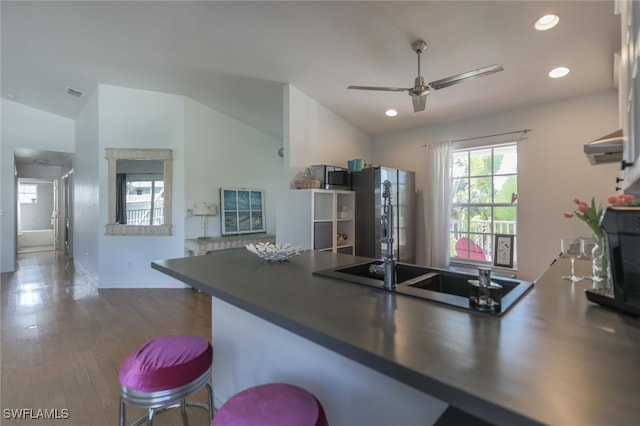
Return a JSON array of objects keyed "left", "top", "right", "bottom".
[{"left": 450, "top": 142, "right": 518, "bottom": 270}]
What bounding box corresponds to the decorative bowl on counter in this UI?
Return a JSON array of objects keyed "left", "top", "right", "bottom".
[{"left": 246, "top": 242, "right": 305, "bottom": 262}]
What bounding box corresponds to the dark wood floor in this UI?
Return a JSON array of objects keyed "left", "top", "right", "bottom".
[{"left": 1, "top": 250, "right": 212, "bottom": 425}]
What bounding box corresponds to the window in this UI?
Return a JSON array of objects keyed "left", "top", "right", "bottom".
[
  {"left": 18, "top": 183, "right": 38, "bottom": 204},
  {"left": 450, "top": 143, "right": 517, "bottom": 267},
  {"left": 124, "top": 175, "right": 164, "bottom": 225}
]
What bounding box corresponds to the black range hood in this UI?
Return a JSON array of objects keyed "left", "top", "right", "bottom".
[{"left": 583, "top": 129, "right": 623, "bottom": 165}]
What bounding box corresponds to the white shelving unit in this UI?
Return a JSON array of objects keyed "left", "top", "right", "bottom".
[{"left": 289, "top": 189, "right": 355, "bottom": 254}]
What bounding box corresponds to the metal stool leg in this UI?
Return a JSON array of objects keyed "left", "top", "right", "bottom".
[
  {"left": 206, "top": 382, "right": 215, "bottom": 421},
  {"left": 120, "top": 368, "right": 213, "bottom": 426},
  {"left": 148, "top": 407, "right": 156, "bottom": 426},
  {"left": 119, "top": 397, "right": 126, "bottom": 426},
  {"left": 180, "top": 399, "right": 189, "bottom": 426}
]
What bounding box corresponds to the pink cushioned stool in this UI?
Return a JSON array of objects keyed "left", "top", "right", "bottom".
[
  {"left": 211, "top": 383, "right": 328, "bottom": 426},
  {"left": 118, "top": 335, "right": 213, "bottom": 426}
]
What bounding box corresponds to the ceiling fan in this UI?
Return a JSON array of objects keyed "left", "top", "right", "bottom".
[{"left": 348, "top": 40, "right": 503, "bottom": 112}]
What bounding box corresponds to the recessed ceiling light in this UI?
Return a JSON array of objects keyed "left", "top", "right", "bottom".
[
  {"left": 385, "top": 109, "right": 398, "bottom": 117},
  {"left": 549, "top": 67, "right": 570, "bottom": 78},
  {"left": 535, "top": 14, "right": 559, "bottom": 31},
  {"left": 33, "top": 159, "right": 49, "bottom": 165}
]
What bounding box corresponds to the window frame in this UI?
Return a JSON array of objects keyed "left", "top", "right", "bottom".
[
  {"left": 18, "top": 183, "right": 38, "bottom": 204},
  {"left": 449, "top": 142, "right": 518, "bottom": 269},
  {"left": 124, "top": 175, "right": 165, "bottom": 226}
]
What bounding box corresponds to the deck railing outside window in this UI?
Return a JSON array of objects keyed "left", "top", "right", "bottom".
[
  {"left": 449, "top": 219, "right": 516, "bottom": 263},
  {"left": 126, "top": 207, "right": 164, "bottom": 225}
]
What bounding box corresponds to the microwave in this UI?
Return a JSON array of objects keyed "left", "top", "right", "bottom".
[
  {"left": 327, "top": 170, "right": 352, "bottom": 189},
  {"left": 310, "top": 165, "right": 352, "bottom": 189}
]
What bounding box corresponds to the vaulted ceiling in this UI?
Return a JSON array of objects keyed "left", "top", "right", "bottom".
[{"left": 2, "top": 1, "right": 620, "bottom": 141}]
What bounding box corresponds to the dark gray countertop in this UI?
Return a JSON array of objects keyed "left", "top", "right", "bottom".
[{"left": 152, "top": 250, "right": 640, "bottom": 426}]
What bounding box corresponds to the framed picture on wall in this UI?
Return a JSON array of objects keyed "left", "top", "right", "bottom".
[
  {"left": 494, "top": 234, "right": 514, "bottom": 268},
  {"left": 220, "top": 188, "right": 265, "bottom": 235}
]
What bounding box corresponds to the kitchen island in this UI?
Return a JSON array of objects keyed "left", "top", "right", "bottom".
[{"left": 152, "top": 250, "right": 640, "bottom": 425}]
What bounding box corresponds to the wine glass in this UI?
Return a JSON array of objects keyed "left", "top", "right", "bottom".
[
  {"left": 579, "top": 236, "right": 599, "bottom": 281},
  {"left": 577, "top": 236, "right": 592, "bottom": 260},
  {"left": 561, "top": 237, "right": 584, "bottom": 282}
]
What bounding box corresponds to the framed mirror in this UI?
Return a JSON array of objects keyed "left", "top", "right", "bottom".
[{"left": 105, "top": 148, "right": 172, "bottom": 236}]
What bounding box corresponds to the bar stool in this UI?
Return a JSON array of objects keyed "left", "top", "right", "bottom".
[
  {"left": 118, "top": 335, "right": 214, "bottom": 426},
  {"left": 211, "top": 382, "right": 328, "bottom": 426}
]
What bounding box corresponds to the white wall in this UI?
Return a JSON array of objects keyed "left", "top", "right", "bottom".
[
  {"left": 372, "top": 90, "right": 620, "bottom": 281},
  {"left": 0, "top": 99, "right": 75, "bottom": 272},
  {"left": 184, "top": 98, "right": 283, "bottom": 239},
  {"left": 15, "top": 164, "right": 63, "bottom": 180},
  {"left": 73, "top": 89, "right": 100, "bottom": 282},
  {"left": 213, "top": 297, "right": 448, "bottom": 425},
  {"left": 284, "top": 85, "right": 371, "bottom": 184},
  {"left": 96, "top": 85, "right": 186, "bottom": 288},
  {"left": 278, "top": 85, "right": 372, "bottom": 243}
]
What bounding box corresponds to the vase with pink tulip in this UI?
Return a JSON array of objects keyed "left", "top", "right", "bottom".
[{"left": 564, "top": 193, "right": 635, "bottom": 289}]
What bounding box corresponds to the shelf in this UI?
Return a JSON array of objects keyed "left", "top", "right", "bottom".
[
  {"left": 289, "top": 189, "right": 355, "bottom": 254},
  {"left": 337, "top": 246, "right": 354, "bottom": 255}
]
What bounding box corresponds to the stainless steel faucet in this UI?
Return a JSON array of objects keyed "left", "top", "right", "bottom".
[{"left": 382, "top": 180, "right": 396, "bottom": 290}]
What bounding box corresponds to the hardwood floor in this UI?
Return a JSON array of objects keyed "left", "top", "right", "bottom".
[{"left": 1, "top": 250, "right": 212, "bottom": 425}]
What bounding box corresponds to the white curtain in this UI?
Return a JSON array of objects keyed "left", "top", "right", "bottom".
[{"left": 424, "top": 141, "right": 452, "bottom": 268}]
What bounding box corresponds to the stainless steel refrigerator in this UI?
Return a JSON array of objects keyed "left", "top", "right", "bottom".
[{"left": 352, "top": 167, "right": 416, "bottom": 264}]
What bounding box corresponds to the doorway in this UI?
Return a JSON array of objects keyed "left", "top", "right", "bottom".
[
  {"left": 16, "top": 178, "right": 56, "bottom": 253},
  {"left": 13, "top": 148, "right": 74, "bottom": 259},
  {"left": 62, "top": 170, "right": 73, "bottom": 258}
]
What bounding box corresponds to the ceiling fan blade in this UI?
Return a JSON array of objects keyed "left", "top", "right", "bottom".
[
  {"left": 428, "top": 64, "right": 503, "bottom": 90},
  {"left": 348, "top": 85, "right": 409, "bottom": 92},
  {"left": 412, "top": 94, "right": 427, "bottom": 112}
]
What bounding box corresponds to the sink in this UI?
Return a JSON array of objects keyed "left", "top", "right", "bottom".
[
  {"left": 313, "top": 260, "right": 533, "bottom": 315},
  {"left": 334, "top": 261, "right": 437, "bottom": 283}
]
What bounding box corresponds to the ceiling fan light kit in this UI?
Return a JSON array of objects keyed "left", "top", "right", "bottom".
[{"left": 348, "top": 39, "right": 504, "bottom": 113}]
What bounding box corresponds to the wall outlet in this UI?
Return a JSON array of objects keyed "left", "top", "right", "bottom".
[{"left": 186, "top": 208, "right": 193, "bottom": 218}]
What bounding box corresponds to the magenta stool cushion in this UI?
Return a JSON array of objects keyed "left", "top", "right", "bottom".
[
  {"left": 212, "top": 383, "right": 328, "bottom": 426},
  {"left": 119, "top": 335, "right": 213, "bottom": 392}
]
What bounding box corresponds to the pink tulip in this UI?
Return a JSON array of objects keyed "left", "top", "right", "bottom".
[
  {"left": 564, "top": 212, "right": 574, "bottom": 218},
  {"left": 624, "top": 194, "right": 635, "bottom": 204},
  {"left": 572, "top": 197, "right": 581, "bottom": 204},
  {"left": 578, "top": 201, "right": 588, "bottom": 212},
  {"left": 608, "top": 195, "right": 618, "bottom": 205}
]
